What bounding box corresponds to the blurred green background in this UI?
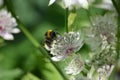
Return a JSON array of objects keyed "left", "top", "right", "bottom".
[{"left": 0, "top": 0, "right": 107, "bottom": 80}]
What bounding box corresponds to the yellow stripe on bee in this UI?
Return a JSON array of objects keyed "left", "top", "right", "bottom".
[{"left": 47, "top": 30, "right": 52, "bottom": 38}]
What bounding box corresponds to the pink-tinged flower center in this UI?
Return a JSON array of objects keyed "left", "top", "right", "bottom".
[
  {"left": 0, "top": 26, "right": 3, "bottom": 31},
  {"left": 66, "top": 47, "right": 74, "bottom": 54}
]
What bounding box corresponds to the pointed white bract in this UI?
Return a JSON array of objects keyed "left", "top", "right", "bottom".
[
  {"left": 0, "top": 9, "right": 20, "bottom": 40},
  {"left": 65, "top": 54, "right": 84, "bottom": 75},
  {"left": 50, "top": 32, "right": 83, "bottom": 61},
  {"left": 48, "top": 0, "right": 56, "bottom": 6},
  {"left": 49, "top": 0, "right": 89, "bottom": 9}
]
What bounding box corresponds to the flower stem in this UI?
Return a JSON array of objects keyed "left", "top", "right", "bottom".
[
  {"left": 109, "top": 0, "right": 120, "bottom": 79},
  {"left": 65, "top": 8, "right": 68, "bottom": 32},
  {"left": 111, "top": 0, "right": 120, "bottom": 62},
  {"left": 5, "top": 0, "right": 68, "bottom": 80}
]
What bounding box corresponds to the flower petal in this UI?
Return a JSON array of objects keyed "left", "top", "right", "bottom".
[
  {"left": 3, "top": 33, "right": 14, "bottom": 40},
  {"left": 63, "top": 0, "right": 73, "bottom": 8},
  {"left": 51, "top": 55, "right": 65, "bottom": 61},
  {"left": 11, "top": 28, "right": 20, "bottom": 33},
  {"left": 44, "top": 43, "right": 51, "bottom": 51},
  {"left": 48, "top": 0, "right": 56, "bottom": 6},
  {"left": 78, "top": 0, "right": 89, "bottom": 9},
  {"left": 65, "top": 54, "right": 84, "bottom": 75}
]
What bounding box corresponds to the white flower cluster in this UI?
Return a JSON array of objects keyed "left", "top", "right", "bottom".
[
  {"left": 50, "top": 32, "right": 83, "bottom": 61},
  {"left": 0, "top": 9, "right": 20, "bottom": 40},
  {"left": 65, "top": 54, "right": 84, "bottom": 75},
  {"left": 70, "top": 64, "right": 114, "bottom": 80},
  {"left": 91, "top": 34, "right": 116, "bottom": 67},
  {"left": 91, "top": 13, "right": 117, "bottom": 43}
]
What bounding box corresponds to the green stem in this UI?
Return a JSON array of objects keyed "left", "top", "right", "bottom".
[
  {"left": 117, "top": 16, "right": 120, "bottom": 60},
  {"left": 5, "top": 0, "right": 68, "bottom": 80},
  {"left": 111, "top": 0, "right": 120, "bottom": 15},
  {"left": 109, "top": 0, "right": 120, "bottom": 80},
  {"left": 111, "top": 0, "right": 120, "bottom": 61},
  {"left": 65, "top": 8, "right": 68, "bottom": 32},
  {"left": 19, "top": 22, "right": 40, "bottom": 48}
]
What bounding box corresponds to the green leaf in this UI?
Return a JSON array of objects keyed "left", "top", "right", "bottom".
[
  {"left": 78, "top": 44, "right": 91, "bottom": 61},
  {"left": 0, "top": 69, "right": 23, "bottom": 80},
  {"left": 22, "top": 73, "right": 41, "bottom": 80},
  {"left": 38, "top": 61, "right": 63, "bottom": 80},
  {"left": 72, "top": 9, "right": 91, "bottom": 31},
  {"left": 0, "top": 38, "right": 5, "bottom": 47},
  {"left": 68, "top": 12, "right": 77, "bottom": 31}
]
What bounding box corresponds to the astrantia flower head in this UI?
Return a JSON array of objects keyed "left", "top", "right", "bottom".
[
  {"left": 91, "top": 34, "right": 117, "bottom": 67},
  {"left": 91, "top": 13, "right": 117, "bottom": 43},
  {"left": 97, "top": 65, "right": 114, "bottom": 80},
  {"left": 65, "top": 54, "right": 84, "bottom": 75},
  {"left": 0, "top": 9, "right": 20, "bottom": 40},
  {"left": 50, "top": 32, "right": 84, "bottom": 61},
  {"left": 85, "top": 13, "right": 117, "bottom": 68},
  {"left": 49, "top": 0, "right": 89, "bottom": 9},
  {"left": 87, "top": 65, "right": 114, "bottom": 80}
]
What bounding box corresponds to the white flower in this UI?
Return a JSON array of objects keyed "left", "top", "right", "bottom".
[
  {"left": 91, "top": 13, "right": 117, "bottom": 43},
  {"left": 65, "top": 54, "right": 84, "bottom": 75},
  {"left": 97, "top": 65, "right": 114, "bottom": 80},
  {"left": 50, "top": 32, "right": 83, "bottom": 61},
  {"left": 86, "top": 65, "right": 114, "bottom": 80},
  {"left": 0, "top": 9, "right": 20, "bottom": 40},
  {"left": 48, "top": 0, "right": 89, "bottom": 9}
]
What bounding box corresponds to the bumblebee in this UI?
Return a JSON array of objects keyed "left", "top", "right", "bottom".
[{"left": 43, "top": 30, "right": 58, "bottom": 51}]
